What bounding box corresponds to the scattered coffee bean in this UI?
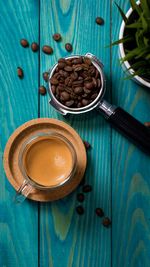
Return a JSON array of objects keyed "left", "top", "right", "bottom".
[
  {"left": 102, "top": 217, "right": 111, "bottom": 227},
  {"left": 144, "top": 122, "right": 150, "bottom": 127},
  {"left": 43, "top": 72, "right": 49, "bottom": 82},
  {"left": 39, "top": 86, "right": 47, "bottom": 95},
  {"left": 82, "top": 184, "right": 92, "bottom": 193},
  {"left": 95, "top": 208, "right": 104, "bottom": 217},
  {"left": 31, "top": 42, "right": 39, "bottom": 52},
  {"left": 83, "top": 141, "right": 91, "bottom": 149},
  {"left": 76, "top": 205, "right": 84, "bottom": 215},
  {"left": 65, "top": 43, "right": 72, "bottom": 52},
  {"left": 17, "top": 67, "right": 24, "bottom": 79},
  {"left": 50, "top": 56, "right": 101, "bottom": 108},
  {"left": 53, "top": 33, "right": 62, "bottom": 41},
  {"left": 77, "top": 193, "right": 85, "bottom": 202},
  {"left": 42, "top": 45, "right": 53, "bottom": 54},
  {"left": 20, "top": 39, "right": 29, "bottom": 48},
  {"left": 95, "top": 17, "right": 104, "bottom": 25}
]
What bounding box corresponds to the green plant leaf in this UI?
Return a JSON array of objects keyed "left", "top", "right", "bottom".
[
  {"left": 140, "top": 0, "right": 150, "bottom": 17},
  {"left": 126, "top": 22, "right": 142, "bottom": 29},
  {"left": 111, "top": 36, "right": 133, "bottom": 46},
  {"left": 130, "top": 0, "right": 142, "bottom": 16},
  {"left": 115, "top": 2, "right": 128, "bottom": 23}
]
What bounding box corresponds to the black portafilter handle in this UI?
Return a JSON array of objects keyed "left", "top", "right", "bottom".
[{"left": 98, "top": 100, "right": 150, "bottom": 154}]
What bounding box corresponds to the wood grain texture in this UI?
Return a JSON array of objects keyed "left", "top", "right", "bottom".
[
  {"left": 111, "top": 1, "right": 150, "bottom": 267},
  {"left": 39, "top": 0, "right": 111, "bottom": 267},
  {"left": 0, "top": 0, "right": 39, "bottom": 266}
]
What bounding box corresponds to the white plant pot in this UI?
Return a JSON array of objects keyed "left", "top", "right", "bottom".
[{"left": 119, "top": 1, "right": 150, "bottom": 88}]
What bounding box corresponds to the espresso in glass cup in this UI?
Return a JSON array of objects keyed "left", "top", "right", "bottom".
[{"left": 15, "top": 132, "right": 77, "bottom": 203}]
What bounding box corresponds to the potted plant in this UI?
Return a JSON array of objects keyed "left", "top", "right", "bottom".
[{"left": 113, "top": 0, "right": 150, "bottom": 88}]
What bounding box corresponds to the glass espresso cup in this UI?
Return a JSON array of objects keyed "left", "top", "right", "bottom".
[{"left": 15, "top": 132, "right": 77, "bottom": 203}]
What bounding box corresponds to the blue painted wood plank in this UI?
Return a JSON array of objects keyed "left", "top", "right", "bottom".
[
  {"left": 111, "top": 1, "right": 150, "bottom": 267},
  {"left": 39, "top": 1, "right": 111, "bottom": 267},
  {"left": 0, "top": 1, "right": 39, "bottom": 266}
]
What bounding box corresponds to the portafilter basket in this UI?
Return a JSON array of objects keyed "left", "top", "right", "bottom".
[{"left": 48, "top": 53, "right": 150, "bottom": 154}]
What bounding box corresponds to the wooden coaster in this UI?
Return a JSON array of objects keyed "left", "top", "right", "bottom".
[{"left": 3, "top": 118, "right": 87, "bottom": 202}]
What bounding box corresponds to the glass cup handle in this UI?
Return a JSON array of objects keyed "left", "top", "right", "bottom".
[{"left": 14, "top": 180, "right": 33, "bottom": 203}]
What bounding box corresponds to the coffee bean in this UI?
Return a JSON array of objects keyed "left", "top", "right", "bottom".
[
  {"left": 72, "top": 58, "right": 83, "bottom": 64},
  {"left": 59, "top": 70, "right": 68, "bottom": 78},
  {"left": 145, "top": 122, "right": 150, "bottom": 127},
  {"left": 102, "top": 217, "right": 111, "bottom": 227},
  {"left": 58, "top": 58, "right": 66, "bottom": 63},
  {"left": 95, "top": 208, "right": 104, "bottom": 217},
  {"left": 77, "top": 193, "right": 85, "bottom": 202},
  {"left": 85, "top": 82, "right": 93, "bottom": 90},
  {"left": 97, "top": 78, "right": 101, "bottom": 88},
  {"left": 95, "top": 17, "right": 104, "bottom": 25},
  {"left": 42, "top": 45, "right": 53, "bottom": 54},
  {"left": 43, "top": 72, "right": 49, "bottom": 82},
  {"left": 84, "top": 77, "right": 92, "bottom": 82},
  {"left": 57, "top": 62, "right": 66, "bottom": 69},
  {"left": 39, "top": 86, "right": 47, "bottom": 95},
  {"left": 82, "top": 99, "right": 89, "bottom": 106},
  {"left": 66, "top": 60, "right": 72, "bottom": 66},
  {"left": 72, "top": 80, "right": 84, "bottom": 86},
  {"left": 53, "top": 73, "right": 60, "bottom": 79},
  {"left": 17, "top": 67, "right": 24, "bottom": 79},
  {"left": 76, "top": 205, "right": 84, "bottom": 215},
  {"left": 74, "top": 87, "right": 83, "bottom": 95},
  {"left": 53, "top": 33, "right": 61, "bottom": 41},
  {"left": 84, "top": 88, "right": 91, "bottom": 94},
  {"left": 89, "top": 66, "right": 96, "bottom": 76},
  {"left": 77, "top": 102, "right": 82, "bottom": 108},
  {"left": 64, "top": 66, "right": 73, "bottom": 72},
  {"left": 51, "top": 85, "right": 56, "bottom": 94},
  {"left": 82, "top": 185, "right": 92, "bottom": 193},
  {"left": 20, "top": 39, "right": 29, "bottom": 48},
  {"left": 83, "top": 57, "right": 91, "bottom": 65},
  {"left": 70, "top": 72, "right": 78, "bottom": 80},
  {"left": 65, "top": 100, "right": 74, "bottom": 107},
  {"left": 92, "top": 77, "right": 97, "bottom": 87},
  {"left": 91, "top": 93, "right": 98, "bottom": 100},
  {"left": 50, "top": 77, "right": 59, "bottom": 85},
  {"left": 65, "top": 43, "right": 72, "bottom": 52},
  {"left": 83, "top": 141, "right": 91, "bottom": 149},
  {"left": 74, "top": 66, "right": 83, "bottom": 72},
  {"left": 55, "top": 67, "right": 59, "bottom": 72},
  {"left": 57, "top": 85, "right": 65, "bottom": 91},
  {"left": 95, "top": 69, "right": 99, "bottom": 78},
  {"left": 31, "top": 42, "right": 39, "bottom": 52},
  {"left": 60, "top": 91, "right": 70, "bottom": 101}
]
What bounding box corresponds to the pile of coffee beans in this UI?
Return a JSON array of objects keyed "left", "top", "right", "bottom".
[{"left": 50, "top": 56, "right": 101, "bottom": 108}]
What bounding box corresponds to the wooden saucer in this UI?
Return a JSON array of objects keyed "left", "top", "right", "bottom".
[{"left": 3, "top": 118, "right": 87, "bottom": 201}]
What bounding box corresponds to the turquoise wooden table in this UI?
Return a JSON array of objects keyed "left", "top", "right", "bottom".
[{"left": 0, "top": 1, "right": 150, "bottom": 266}]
